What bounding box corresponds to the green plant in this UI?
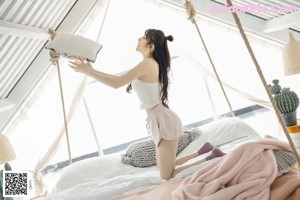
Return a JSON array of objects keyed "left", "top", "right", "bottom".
[
  {"left": 0, "top": 163, "right": 13, "bottom": 200},
  {"left": 268, "top": 79, "right": 299, "bottom": 114},
  {"left": 268, "top": 79, "right": 281, "bottom": 95}
]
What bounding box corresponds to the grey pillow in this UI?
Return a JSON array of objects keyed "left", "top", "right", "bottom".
[{"left": 121, "top": 128, "right": 201, "bottom": 167}]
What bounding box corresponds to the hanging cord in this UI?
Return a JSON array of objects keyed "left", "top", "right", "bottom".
[
  {"left": 184, "top": 0, "right": 235, "bottom": 117},
  {"left": 48, "top": 28, "right": 72, "bottom": 165},
  {"left": 225, "top": 0, "right": 300, "bottom": 166}
]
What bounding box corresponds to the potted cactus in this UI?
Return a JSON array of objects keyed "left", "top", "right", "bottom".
[{"left": 268, "top": 79, "right": 299, "bottom": 126}]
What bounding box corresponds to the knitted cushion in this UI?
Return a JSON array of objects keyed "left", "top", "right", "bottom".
[
  {"left": 45, "top": 33, "right": 103, "bottom": 62},
  {"left": 121, "top": 128, "right": 201, "bottom": 167},
  {"left": 273, "top": 149, "right": 297, "bottom": 177}
]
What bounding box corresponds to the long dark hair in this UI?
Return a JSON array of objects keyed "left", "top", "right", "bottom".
[{"left": 127, "top": 29, "right": 173, "bottom": 108}]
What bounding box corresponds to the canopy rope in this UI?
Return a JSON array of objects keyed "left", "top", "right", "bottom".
[
  {"left": 45, "top": 0, "right": 112, "bottom": 164},
  {"left": 184, "top": 0, "right": 235, "bottom": 117},
  {"left": 224, "top": 0, "right": 300, "bottom": 166},
  {"left": 48, "top": 28, "right": 72, "bottom": 164}
]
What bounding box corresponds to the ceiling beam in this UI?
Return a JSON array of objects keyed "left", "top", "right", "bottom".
[
  {"left": 0, "top": 0, "right": 99, "bottom": 132},
  {"left": 263, "top": 10, "right": 300, "bottom": 33},
  {"left": 0, "top": 100, "right": 15, "bottom": 112},
  {"left": 0, "top": 20, "right": 50, "bottom": 40},
  {"left": 157, "top": 0, "right": 300, "bottom": 46}
]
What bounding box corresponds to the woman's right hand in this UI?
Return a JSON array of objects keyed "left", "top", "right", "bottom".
[{"left": 68, "top": 58, "right": 93, "bottom": 75}]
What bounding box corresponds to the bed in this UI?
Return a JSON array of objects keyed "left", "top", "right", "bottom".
[{"left": 45, "top": 117, "right": 298, "bottom": 200}]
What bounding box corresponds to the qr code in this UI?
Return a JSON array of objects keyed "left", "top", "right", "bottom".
[{"left": 3, "top": 171, "right": 29, "bottom": 197}]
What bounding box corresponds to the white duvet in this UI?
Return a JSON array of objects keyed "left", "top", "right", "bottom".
[
  {"left": 46, "top": 153, "right": 167, "bottom": 200},
  {"left": 47, "top": 169, "right": 164, "bottom": 200},
  {"left": 46, "top": 117, "right": 261, "bottom": 200}
]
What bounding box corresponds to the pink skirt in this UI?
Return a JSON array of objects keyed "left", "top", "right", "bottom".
[{"left": 146, "top": 104, "right": 182, "bottom": 146}]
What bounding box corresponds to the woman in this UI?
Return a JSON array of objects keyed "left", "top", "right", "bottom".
[{"left": 68, "top": 29, "right": 225, "bottom": 180}]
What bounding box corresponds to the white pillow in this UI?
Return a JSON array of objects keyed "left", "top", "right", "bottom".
[
  {"left": 45, "top": 33, "right": 103, "bottom": 62},
  {"left": 178, "top": 117, "right": 260, "bottom": 157},
  {"left": 52, "top": 153, "right": 120, "bottom": 193}
]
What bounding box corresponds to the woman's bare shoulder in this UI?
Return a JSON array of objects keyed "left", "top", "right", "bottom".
[
  {"left": 142, "top": 57, "right": 158, "bottom": 68},
  {"left": 135, "top": 58, "right": 156, "bottom": 69}
]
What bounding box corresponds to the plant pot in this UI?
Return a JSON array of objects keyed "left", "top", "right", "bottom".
[
  {"left": 282, "top": 110, "right": 297, "bottom": 127},
  {"left": 287, "top": 125, "right": 300, "bottom": 154}
]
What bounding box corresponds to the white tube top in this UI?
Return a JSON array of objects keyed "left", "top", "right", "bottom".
[{"left": 131, "top": 79, "right": 161, "bottom": 109}]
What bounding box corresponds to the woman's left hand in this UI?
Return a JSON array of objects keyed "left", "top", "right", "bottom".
[{"left": 68, "top": 58, "right": 93, "bottom": 75}]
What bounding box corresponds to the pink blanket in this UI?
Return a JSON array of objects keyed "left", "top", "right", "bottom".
[{"left": 173, "top": 139, "right": 292, "bottom": 200}]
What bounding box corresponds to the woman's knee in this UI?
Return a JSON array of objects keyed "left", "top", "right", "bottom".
[
  {"left": 157, "top": 157, "right": 175, "bottom": 180},
  {"left": 156, "top": 138, "right": 178, "bottom": 180},
  {"left": 160, "top": 172, "right": 173, "bottom": 180}
]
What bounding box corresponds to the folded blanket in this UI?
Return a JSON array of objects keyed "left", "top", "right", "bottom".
[
  {"left": 172, "top": 139, "right": 292, "bottom": 200},
  {"left": 270, "top": 169, "right": 300, "bottom": 200}
]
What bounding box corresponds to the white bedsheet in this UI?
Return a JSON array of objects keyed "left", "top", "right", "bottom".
[
  {"left": 46, "top": 117, "right": 261, "bottom": 200},
  {"left": 47, "top": 170, "right": 165, "bottom": 200},
  {"left": 47, "top": 154, "right": 165, "bottom": 200}
]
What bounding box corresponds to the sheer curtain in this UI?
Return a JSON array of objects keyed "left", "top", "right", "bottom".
[{"left": 5, "top": 0, "right": 110, "bottom": 196}]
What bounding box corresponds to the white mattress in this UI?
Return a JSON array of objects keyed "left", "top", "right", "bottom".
[{"left": 46, "top": 117, "right": 261, "bottom": 200}]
